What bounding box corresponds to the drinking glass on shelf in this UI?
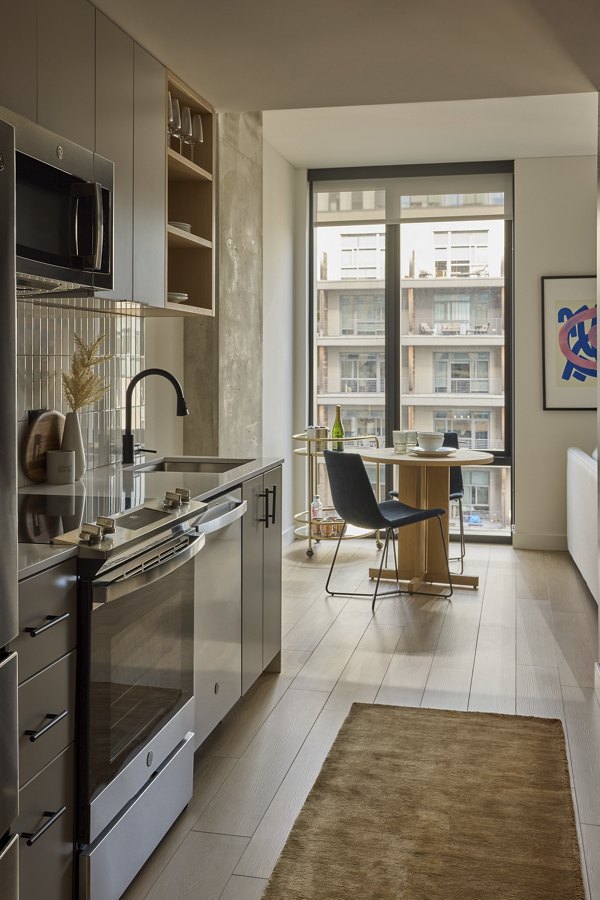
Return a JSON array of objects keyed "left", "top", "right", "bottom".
[
  {"left": 171, "top": 98, "right": 182, "bottom": 153},
  {"left": 181, "top": 106, "right": 193, "bottom": 157},
  {"left": 190, "top": 114, "right": 204, "bottom": 163},
  {"left": 167, "top": 91, "right": 174, "bottom": 145}
]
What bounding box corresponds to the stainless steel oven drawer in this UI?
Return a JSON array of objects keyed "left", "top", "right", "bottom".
[
  {"left": 15, "top": 561, "right": 77, "bottom": 683},
  {"left": 19, "top": 651, "right": 76, "bottom": 787},
  {"left": 17, "top": 744, "right": 74, "bottom": 900},
  {"left": 80, "top": 731, "right": 194, "bottom": 900}
]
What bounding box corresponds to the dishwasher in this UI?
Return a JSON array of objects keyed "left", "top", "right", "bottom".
[{"left": 193, "top": 489, "right": 247, "bottom": 748}]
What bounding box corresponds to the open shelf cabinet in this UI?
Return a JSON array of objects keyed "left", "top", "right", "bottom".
[{"left": 165, "top": 72, "right": 215, "bottom": 316}]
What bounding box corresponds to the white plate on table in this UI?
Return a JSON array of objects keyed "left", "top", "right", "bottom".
[
  {"left": 409, "top": 446, "right": 456, "bottom": 457},
  {"left": 168, "top": 221, "right": 192, "bottom": 232}
]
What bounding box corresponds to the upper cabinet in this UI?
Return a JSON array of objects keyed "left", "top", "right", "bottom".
[
  {"left": 0, "top": 2, "right": 37, "bottom": 121},
  {"left": 37, "top": 0, "right": 95, "bottom": 149},
  {"left": 133, "top": 45, "right": 167, "bottom": 309},
  {"left": 95, "top": 13, "right": 134, "bottom": 301},
  {"left": 166, "top": 74, "right": 215, "bottom": 316},
  {"left": 0, "top": 0, "right": 216, "bottom": 315}
]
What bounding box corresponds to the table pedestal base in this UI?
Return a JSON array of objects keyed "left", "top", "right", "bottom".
[{"left": 368, "top": 566, "right": 479, "bottom": 591}]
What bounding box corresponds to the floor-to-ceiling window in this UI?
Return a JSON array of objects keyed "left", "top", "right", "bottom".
[{"left": 310, "top": 166, "right": 513, "bottom": 539}]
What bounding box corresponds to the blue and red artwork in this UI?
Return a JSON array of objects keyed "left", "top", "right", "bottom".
[{"left": 557, "top": 304, "right": 597, "bottom": 383}]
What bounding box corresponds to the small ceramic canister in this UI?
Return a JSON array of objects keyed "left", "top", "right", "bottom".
[{"left": 46, "top": 450, "right": 75, "bottom": 485}]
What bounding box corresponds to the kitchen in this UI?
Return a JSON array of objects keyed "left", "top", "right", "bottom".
[
  {"left": 0, "top": 3, "right": 284, "bottom": 899},
  {"left": 0, "top": 0, "right": 600, "bottom": 900}
]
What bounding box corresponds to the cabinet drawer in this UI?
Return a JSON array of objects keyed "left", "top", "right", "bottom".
[
  {"left": 17, "top": 745, "right": 74, "bottom": 900},
  {"left": 19, "top": 652, "right": 76, "bottom": 787},
  {"left": 15, "top": 561, "right": 77, "bottom": 683}
]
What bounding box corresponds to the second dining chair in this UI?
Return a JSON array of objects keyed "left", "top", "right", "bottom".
[{"left": 323, "top": 450, "right": 453, "bottom": 611}]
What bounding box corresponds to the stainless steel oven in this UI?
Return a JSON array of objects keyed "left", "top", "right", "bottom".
[{"left": 54, "top": 496, "right": 207, "bottom": 900}]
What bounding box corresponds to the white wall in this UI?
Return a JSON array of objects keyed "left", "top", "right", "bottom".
[
  {"left": 144, "top": 317, "right": 185, "bottom": 456},
  {"left": 513, "top": 155, "right": 597, "bottom": 549},
  {"left": 263, "top": 141, "right": 297, "bottom": 538}
]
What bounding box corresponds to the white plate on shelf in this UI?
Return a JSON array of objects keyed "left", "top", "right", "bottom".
[
  {"left": 167, "top": 292, "right": 189, "bottom": 303},
  {"left": 168, "top": 221, "right": 192, "bottom": 232},
  {"left": 409, "top": 446, "right": 456, "bottom": 457}
]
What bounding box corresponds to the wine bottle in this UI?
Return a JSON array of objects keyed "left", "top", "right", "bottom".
[{"left": 331, "top": 405, "right": 344, "bottom": 451}]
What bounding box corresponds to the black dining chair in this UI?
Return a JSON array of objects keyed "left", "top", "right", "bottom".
[
  {"left": 323, "top": 450, "right": 453, "bottom": 612},
  {"left": 443, "top": 431, "right": 466, "bottom": 574}
]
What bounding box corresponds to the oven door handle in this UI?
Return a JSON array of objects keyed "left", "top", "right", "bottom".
[
  {"left": 92, "top": 531, "right": 205, "bottom": 605},
  {"left": 195, "top": 499, "right": 247, "bottom": 536}
]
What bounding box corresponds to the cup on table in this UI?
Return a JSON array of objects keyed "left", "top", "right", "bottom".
[
  {"left": 417, "top": 431, "right": 444, "bottom": 451},
  {"left": 405, "top": 431, "right": 418, "bottom": 450},
  {"left": 392, "top": 430, "right": 408, "bottom": 454}
]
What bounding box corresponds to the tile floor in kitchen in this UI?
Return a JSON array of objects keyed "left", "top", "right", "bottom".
[{"left": 124, "top": 539, "right": 600, "bottom": 900}]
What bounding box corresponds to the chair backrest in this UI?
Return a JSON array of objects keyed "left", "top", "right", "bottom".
[
  {"left": 443, "top": 431, "right": 464, "bottom": 496},
  {"left": 323, "top": 450, "right": 384, "bottom": 530}
]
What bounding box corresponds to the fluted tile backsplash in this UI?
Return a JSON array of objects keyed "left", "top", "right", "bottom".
[{"left": 17, "top": 300, "right": 144, "bottom": 482}]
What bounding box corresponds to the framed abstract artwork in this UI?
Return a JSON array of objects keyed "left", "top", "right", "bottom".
[{"left": 541, "top": 275, "right": 597, "bottom": 410}]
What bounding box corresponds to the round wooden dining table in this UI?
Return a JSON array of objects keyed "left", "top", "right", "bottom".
[{"left": 359, "top": 447, "right": 494, "bottom": 591}]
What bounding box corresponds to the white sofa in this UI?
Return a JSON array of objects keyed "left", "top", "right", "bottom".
[{"left": 567, "top": 446, "right": 599, "bottom": 604}]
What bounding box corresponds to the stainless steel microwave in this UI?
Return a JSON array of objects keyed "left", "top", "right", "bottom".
[{"left": 1, "top": 110, "right": 114, "bottom": 297}]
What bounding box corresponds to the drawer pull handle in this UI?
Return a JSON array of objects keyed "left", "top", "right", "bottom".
[
  {"left": 25, "top": 710, "right": 68, "bottom": 742},
  {"left": 25, "top": 612, "right": 70, "bottom": 638},
  {"left": 21, "top": 806, "right": 66, "bottom": 846}
]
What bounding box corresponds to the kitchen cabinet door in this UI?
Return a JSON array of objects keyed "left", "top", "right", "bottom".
[
  {"left": 95, "top": 12, "right": 133, "bottom": 301},
  {"left": 17, "top": 744, "right": 74, "bottom": 900},
  {"left": 0, "top": 1, "right": 37, "bottom": 120},
  {"left": 133, "top": 44, "right": 166, "bottom": 308},
  {"left": 37, "top": 0, "right": 95, "bottom": 148},
  {"left": 262, "top": 466, "right": 282, "bottom": 671},
  {"left": 241, "top": 474, "right": 265, "bottom": 694}
]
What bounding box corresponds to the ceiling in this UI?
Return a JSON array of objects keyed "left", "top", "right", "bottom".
[
  {"left": 263, "top": 93, "right": 598, "bottom": 169},
  {"left": 92, "top": 0, "right": 600, "bottom": 112},
  {"left": 91, "top": 0, "right": 598, "bottom": 169}
]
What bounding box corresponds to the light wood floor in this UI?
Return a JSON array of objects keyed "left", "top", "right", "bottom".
[{"left": 124, "top": 539, "right": 600, "bottom": 900}]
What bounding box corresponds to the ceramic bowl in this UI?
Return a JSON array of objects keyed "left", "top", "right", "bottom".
[{"left": 417, "top": 432, "right": 444, "bottom": 452}]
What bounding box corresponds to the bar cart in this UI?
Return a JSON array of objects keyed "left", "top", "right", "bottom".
[{"left": 292, "top": 433, "right": 382, "bottom": 557}]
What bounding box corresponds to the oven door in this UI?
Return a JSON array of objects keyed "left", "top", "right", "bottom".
[{"left": 79, "top": 530, "right": 204, "bottom": 843}]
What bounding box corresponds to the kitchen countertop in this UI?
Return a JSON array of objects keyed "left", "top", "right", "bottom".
[
  {"left": 18, "top": 543, "right": 78, "bottom": 580},
  {"left": 18, "top": 455, "right": 283, "bottom": 576}
]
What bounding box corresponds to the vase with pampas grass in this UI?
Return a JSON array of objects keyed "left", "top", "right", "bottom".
[{"left": 61, "top": 333, "right": 112, "bottom": 480}]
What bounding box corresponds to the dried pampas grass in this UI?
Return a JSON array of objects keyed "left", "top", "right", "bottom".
[{"left": 62, "top": 333, "right": 112, "bottom": 412}]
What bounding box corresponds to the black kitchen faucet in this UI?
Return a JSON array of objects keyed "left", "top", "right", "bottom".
[{"left": 122, "top": 368, "right": 189, "bottom": 464}]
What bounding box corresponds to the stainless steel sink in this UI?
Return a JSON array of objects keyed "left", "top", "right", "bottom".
[{"left": 133, "top": 456, "right": 254, "bottom": 474}]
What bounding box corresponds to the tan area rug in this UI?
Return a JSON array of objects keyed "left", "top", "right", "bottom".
[{"left": 263, "top": 704, "right": 584, "bottom": 900}]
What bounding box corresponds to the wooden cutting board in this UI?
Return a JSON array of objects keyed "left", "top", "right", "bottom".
[{"left": 21, "top": 410, "right": 65, "bottom": 483}]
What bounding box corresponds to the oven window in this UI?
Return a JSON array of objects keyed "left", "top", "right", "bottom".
[{"left": 89, "top": 558, "right": 193, "bottom": 798}]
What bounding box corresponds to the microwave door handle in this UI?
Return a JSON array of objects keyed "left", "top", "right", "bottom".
[
  {"left": 92, "top": 183, "right": 104, "bottom": 271},
  {"left": 93, "top": 531, "right": 205, "bottom": 605},
  {"left": 70, "top": 194, "right": 80, "bottom": 259}
]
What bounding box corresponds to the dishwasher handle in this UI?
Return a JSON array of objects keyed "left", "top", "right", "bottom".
[{"left": 195, "top": 499, "right": 247, "bottom": 535}]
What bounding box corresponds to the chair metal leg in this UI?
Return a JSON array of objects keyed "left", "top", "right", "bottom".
[
  {"left": 326, "top": 524, "right": 401, "bottom": 603},
  {"left": 371, "top": 529, "right": 393, "bottom": 612},
  {"left": 449, "top": 497, "right": 465, "bottom": 575},
  {"left": 435, "top": 513, "right": 454, "bottom": 600}
]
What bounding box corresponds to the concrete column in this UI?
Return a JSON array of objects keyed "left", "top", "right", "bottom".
[{"left": 183, "top": 111, "right": 263, "bottom": 457}]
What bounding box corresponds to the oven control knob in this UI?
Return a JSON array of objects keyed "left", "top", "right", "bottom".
[
  {"left": 163, "top": 491, "right": 182, "bottom": 509},
  {"left": 79, "top": 523, "right": 103, "bottom": 544},
  {"left": 96, "top": 516, "right": 116, "bottom": 535},
  {"left": 175, "top": 488, "right": 190, "bottom": 504}
]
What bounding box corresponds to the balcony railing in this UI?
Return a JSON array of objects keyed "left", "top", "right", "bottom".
[
  {"left": 415, "top": 318, "right": 503, "bottom": 337},
  {"left": 434, "top": 377, "right": 503, "bottom": 395},
  {"left": 339, "top": 377, "right": 386, "bottom": 393}
]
